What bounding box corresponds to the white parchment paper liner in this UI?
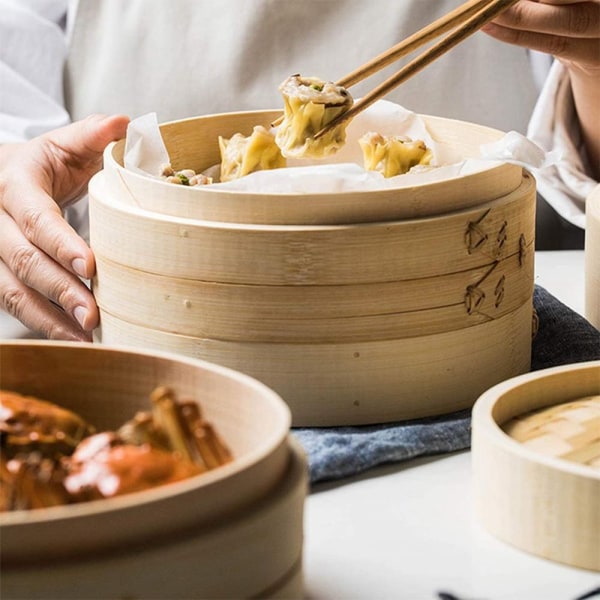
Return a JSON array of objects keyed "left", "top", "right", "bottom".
[{"left": 124, "top": 100, "right": 559, "bottom": 193}]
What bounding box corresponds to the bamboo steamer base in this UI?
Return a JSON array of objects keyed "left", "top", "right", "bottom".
[
  {"left": 472, "top": 361, "right": 600, "bottom": 572},
  {"left": 96, "top": 299, "right": 533, "bottom": 426},
  {"left": 1, "top": 437, "right": 307, "bottom": 600}
]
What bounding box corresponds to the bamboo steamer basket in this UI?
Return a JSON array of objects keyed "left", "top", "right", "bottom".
[
  {"left": 0, "top": 341, "right": 305, "bottom": 599},
  {"left": 103, "top": 109, "right": 524, "bottom": 225},
  {"left": 90, "top": 110, "right": 536, "bottom": 427},
  {"left": 585, "top": 184, "right": 600, "bottom": 329},
  {"left": 472, "top": 361, "right": 600, "bottom": 572}
]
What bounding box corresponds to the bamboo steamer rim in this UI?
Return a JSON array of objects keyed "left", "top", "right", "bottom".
[
  {"left": 103, "top": 109, "right": 523, "bottom": 225},
  {"left": 473, "top": 361, "right": 600, "bottom": 480},
  {"left": 0, "top": 340, "right": 291, "bottom": 531}
]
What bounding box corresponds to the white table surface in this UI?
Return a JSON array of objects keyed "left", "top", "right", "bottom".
[{"left": 303, "top": 250, "right": 599, "bottom": 600}]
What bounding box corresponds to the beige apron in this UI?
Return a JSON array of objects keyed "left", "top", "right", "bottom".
[{"left": 65, "top": 0, "right": 539, "bottom": 134}]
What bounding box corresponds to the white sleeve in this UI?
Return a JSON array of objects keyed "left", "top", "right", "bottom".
[
  {"left": 527, "top": 60, "right": 597, "bottom": 229},
  {"left": 0, "top": 0, "right": 70, "bottom": 142}
]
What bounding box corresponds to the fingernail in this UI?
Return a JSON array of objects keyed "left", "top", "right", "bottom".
[
  {"left": 73, "top": 306, "right": 89, "bottom": 329},
  {"left": 72, "top": 258, "right": 88, "bottom": 279}
]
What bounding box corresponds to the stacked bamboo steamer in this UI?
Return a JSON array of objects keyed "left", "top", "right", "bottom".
[
  {"left": 472, "top": 361, "right": 600, "bottom": 572},
  {"left": 90, "top": 110, "right": 536, "bottom": 426},
  {"left": 0, "top": 341, "right": 305, "bottom": 599}
]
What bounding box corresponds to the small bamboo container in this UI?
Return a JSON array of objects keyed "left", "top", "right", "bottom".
[
  {"left": 90, "top": 110, "right": 537, "bottom": 426},
  {"left": 472, "top": 361, "right": 600, "bottom": 572},
  {"left": 0, "top": 341, "right": 305, "bottom": 599}
]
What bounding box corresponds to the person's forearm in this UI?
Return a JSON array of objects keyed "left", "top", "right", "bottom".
[{"left": 570, "top": 67, "right": 600, "bottom": 180}]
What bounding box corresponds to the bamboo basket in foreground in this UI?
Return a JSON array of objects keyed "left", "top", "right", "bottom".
[
  {"left": 472, "top": 361, "right": 600, "bottom": 572},
  {"left": 0, "top": 341, "right": 305, "bottom": 600},
  {"left": 90, "top": 110, "right": 537, "bottom": 427}
]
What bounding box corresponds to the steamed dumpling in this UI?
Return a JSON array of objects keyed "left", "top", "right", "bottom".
[
  {"left": 359, "top": 132, "right": 432, "bottom": 177},
  {"left": 275, "top": 74, "right": 353, "bottom": 159},
  {"left": 219, "top": 125, "right": 286, "bottom": 182}
]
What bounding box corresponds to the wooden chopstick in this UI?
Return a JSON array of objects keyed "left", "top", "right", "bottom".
[
  {"left": 337, "top": 0, "right": 492, "bottom": 89},
  {"left": 314, "top": 0, "right": 520, "bottom": 140},
  {"left": 270, "top": 0, "right": 489, "bottom": 129}
]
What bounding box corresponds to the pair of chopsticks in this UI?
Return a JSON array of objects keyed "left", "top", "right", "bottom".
[{"left": 310, "top": 0, "right": 520, "bottom": 139}]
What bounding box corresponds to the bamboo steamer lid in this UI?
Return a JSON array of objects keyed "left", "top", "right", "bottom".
[
  {"left": 0, "top": 341, "right": 296, "bottom": 568},
  {"left": 103, "top": 110, "right": 524, "bottom": 225},
  {"left": 472, "top": 361, "right": 600, "bottom": 572},
  {"left": 585, "top": 184, "right": 600, "bottom": 329}
]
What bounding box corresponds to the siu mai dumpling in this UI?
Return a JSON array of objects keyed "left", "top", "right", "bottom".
[
  {"left": 359, "top": 132, "right": 432, "bottom": 177},
  {"left": 218, "top": 125, "right": 286, "bottom": 182},
  {"left": 275, "top": 74, "right": 353, "bottom": 159}
]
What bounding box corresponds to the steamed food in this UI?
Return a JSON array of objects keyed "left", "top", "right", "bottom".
[
  {"left": 219, "top": 125, "right": 286, "bottom": 182},
  {"left": 0, "top": 387, "right": 232, "bottom": 511},
  {"left": 359, "top": 132, "right": 432, "bottom": 177},
  {"left": 275, "top": 74, "right": 353, "bottom": 159}
]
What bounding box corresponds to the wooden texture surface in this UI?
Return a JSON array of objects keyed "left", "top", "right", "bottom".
[
  {"left": 472, "top": 361, "right": 600, "bottom": 572},
  {"left": 90, "top": 171, "right": 535, "bottom": 286},
  {"left": 96, "top": 300, "right": 533, "bottom": 426}
]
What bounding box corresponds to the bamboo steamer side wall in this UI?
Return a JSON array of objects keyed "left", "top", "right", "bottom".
[
  {"left": 96, "top": 300, "right": 534, "bottom": 426},
  {"left": 472, "top": 363, "right": 600, "bottom": 572},
  {"left": 89, "top": 172, "right": 535, "bottom": 286}
]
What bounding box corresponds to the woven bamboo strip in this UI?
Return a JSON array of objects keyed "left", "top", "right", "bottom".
[{"left": 503, "top": 396, "right": 600, "bottom": 469}]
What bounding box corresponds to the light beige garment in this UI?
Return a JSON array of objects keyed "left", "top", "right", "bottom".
[{"left": 65, "top": 0, "right": 538, "bottom": 134}]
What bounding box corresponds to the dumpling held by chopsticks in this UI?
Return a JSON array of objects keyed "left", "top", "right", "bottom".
[{"left": 275, "top": 74, "right": 353, "bottom": 159}]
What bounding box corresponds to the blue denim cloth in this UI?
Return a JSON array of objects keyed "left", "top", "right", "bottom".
[{"left": 293, "top": 286, "right": 600, "bottom": 483}]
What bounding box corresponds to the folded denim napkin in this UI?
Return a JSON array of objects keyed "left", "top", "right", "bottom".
[{"left": 293, "top": 285, "right": 600, "bottom": 484}]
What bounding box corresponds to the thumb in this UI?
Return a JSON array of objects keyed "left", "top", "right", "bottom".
[{"left": 40, "top": 113, "right": 130, "bottom": 203}]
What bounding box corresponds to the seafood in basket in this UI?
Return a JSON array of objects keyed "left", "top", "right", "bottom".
[{"left": 0, "top": 386, "right": 232, "bottom": 511}]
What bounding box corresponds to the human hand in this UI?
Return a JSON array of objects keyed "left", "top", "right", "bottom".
[
  {"left": 484, "top": 0, "right": 600, "bottom": 177},
  {"left": 483, "top": 0, "right": 600, "bottom": 75},
  {"left": 0, "top": 114, "right": 130, "bottom": 340}
]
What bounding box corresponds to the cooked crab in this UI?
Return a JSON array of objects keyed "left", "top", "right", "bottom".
[{"left": 0, "top": 390, "right": 95, "bottom": 460}]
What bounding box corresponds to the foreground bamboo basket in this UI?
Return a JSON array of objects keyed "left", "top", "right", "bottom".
[
  {"left": 472, "top": 361, "right": 600, "bottom": 572},
  {"left": 90, "top": 110, "right": 537, "bottom": 426},
  {"left": 0, "top": 341, "right": 306, "bottom": 600}
]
